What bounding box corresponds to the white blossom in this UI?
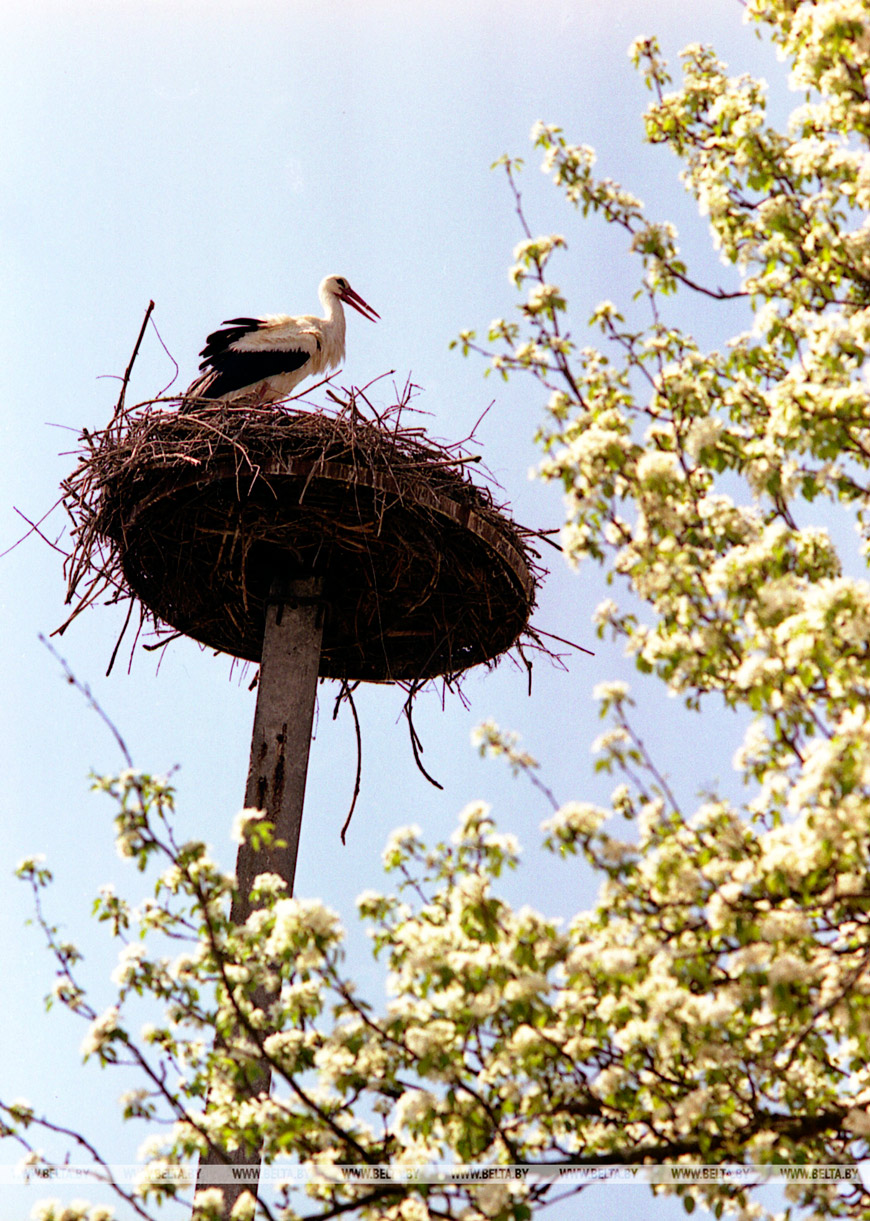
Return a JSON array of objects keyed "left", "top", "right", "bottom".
[
  {"left": 542, "top": 802, "right": 607, "bottom": 838},
  {"left": 110, "top": 942, "right": 147, "bottom": 987},
  {"left": 230, "top": 807, "right": 267, "bottom": 844},
  {"left": 80, "top": 1007, "right": 120, "bottom": 1060},
  {"left": 393, "top": 1089, "right": 438, "bottom": 1133}
]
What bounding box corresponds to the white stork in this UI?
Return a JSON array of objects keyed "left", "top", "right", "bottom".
[{"left": 182, "top": 274, "right": 379, "bottom": 406}]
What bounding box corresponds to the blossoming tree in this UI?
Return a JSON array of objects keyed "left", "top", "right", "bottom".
[{"left": 7, "top": 1, "right": 870, "bottom": 1219}]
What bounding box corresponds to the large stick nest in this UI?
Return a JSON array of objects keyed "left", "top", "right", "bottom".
[{"left": 59, "top": 385, "right": 546, "bottom": 685}]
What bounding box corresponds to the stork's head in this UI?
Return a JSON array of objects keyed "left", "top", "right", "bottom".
[{"left": 322, "top": 275, "right": 380, "bottom": 322}]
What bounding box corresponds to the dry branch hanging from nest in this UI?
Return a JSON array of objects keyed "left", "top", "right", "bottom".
[{"left": 59, "top": 386, "right": 545, "bottom": 687}]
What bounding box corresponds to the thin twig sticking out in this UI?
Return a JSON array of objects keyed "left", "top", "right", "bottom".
[
  {"left": 334, "top": 681, "right": 363, "bottom": 844},
  {"left": 105, "top": 596, "right": 135, "bottom": 677},
  {"left": 403, "top": 687, "right": 444, "bottom": 790},
  {"left": 115, "top": 301, "right": 155, "bottom": 421},
  {"left": 0, "top": 498, "right": 67, "bottom": 559},
  {"left": 534, "top": 626, "right": 595, "bottom": 657}
]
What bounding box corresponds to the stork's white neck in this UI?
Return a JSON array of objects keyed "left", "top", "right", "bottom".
[
  {"left": 316, "top": 283, "right": 348, "bottom": 369},
  {"left": 320, "top": 284, "right": 347, "bottom": 333}
]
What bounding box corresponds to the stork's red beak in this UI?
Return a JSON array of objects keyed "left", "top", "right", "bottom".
[{"left": 339, "top": 284, "right": 380, "bottom": 322}]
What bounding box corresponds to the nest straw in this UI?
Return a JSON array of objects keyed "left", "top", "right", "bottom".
[{"left": 58, "top": 383, "right": 546, "bottom": 687}]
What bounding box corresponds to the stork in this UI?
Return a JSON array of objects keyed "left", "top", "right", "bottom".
[{"left": 182, "top": 275, "right": 379, "bottom": 406}]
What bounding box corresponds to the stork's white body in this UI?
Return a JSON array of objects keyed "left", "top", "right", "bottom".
[{"left": 183, "top": 275, "right": 379, "bottom": 405}]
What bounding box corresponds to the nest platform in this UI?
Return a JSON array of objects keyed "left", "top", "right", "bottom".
[{"left": 62, "top": 397, "right": 540, "bottom": 683}]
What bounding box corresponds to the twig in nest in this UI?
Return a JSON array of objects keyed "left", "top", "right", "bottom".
[
  {"left": 142, "top": 632, "right": 185, "bottom": 651},
  {"left": 126, "top": 607, "right": 146, "bottom": 676},
  {"left": 115, "top": 301, "right": 155, "bottom": 420},
  {"left": 530, "top": 531, "right": 565, "bottom": 554},
  {"left": 105, "top": 596, "right": 136, "bottom": 677},
  {"left": 424, "top": 454, "right": 482, "bottom": 469},
  {"left": 455, "top": 399, "right": 494, "bottom": 449},
  {"left": 534, "top": 626, "right": 594, "bottom": 657},
  {"left": 403, "top": 687, "right": 443, "bottom": 790},
  {"left": 516, "top": 638, "right": 534, "bottom": 697},
  {"left": 150, "top": 314, "right": 180, "bottom": 398},
  {"left": 1, "top": 500, "right": 68, "bottom": 559},
  {"left": 334, "top": 681, "right": 363, "bottom": 844}
]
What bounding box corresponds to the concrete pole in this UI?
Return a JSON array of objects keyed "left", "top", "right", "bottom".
[
  {"left": 234, "top": 575, "right": 325, "bottom": 921},
  {"left": 198, "top": 575, "right": 325, "bottom": 1216}
]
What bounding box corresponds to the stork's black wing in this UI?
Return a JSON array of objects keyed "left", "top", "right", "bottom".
[
  {"left": 196, "top": 317, "right": 310, "bottom": 399},
  {"left": 198, "top": 317, "right": 264, "bottom": 367}
]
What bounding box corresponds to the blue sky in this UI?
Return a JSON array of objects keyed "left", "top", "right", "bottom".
[{"left": 0, "top": 3, "right": 789, "bottom": 1217}]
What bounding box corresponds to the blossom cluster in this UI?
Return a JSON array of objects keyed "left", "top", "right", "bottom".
[{"left": 13, "top": 755, "right": 870, "bottom": 1221}]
